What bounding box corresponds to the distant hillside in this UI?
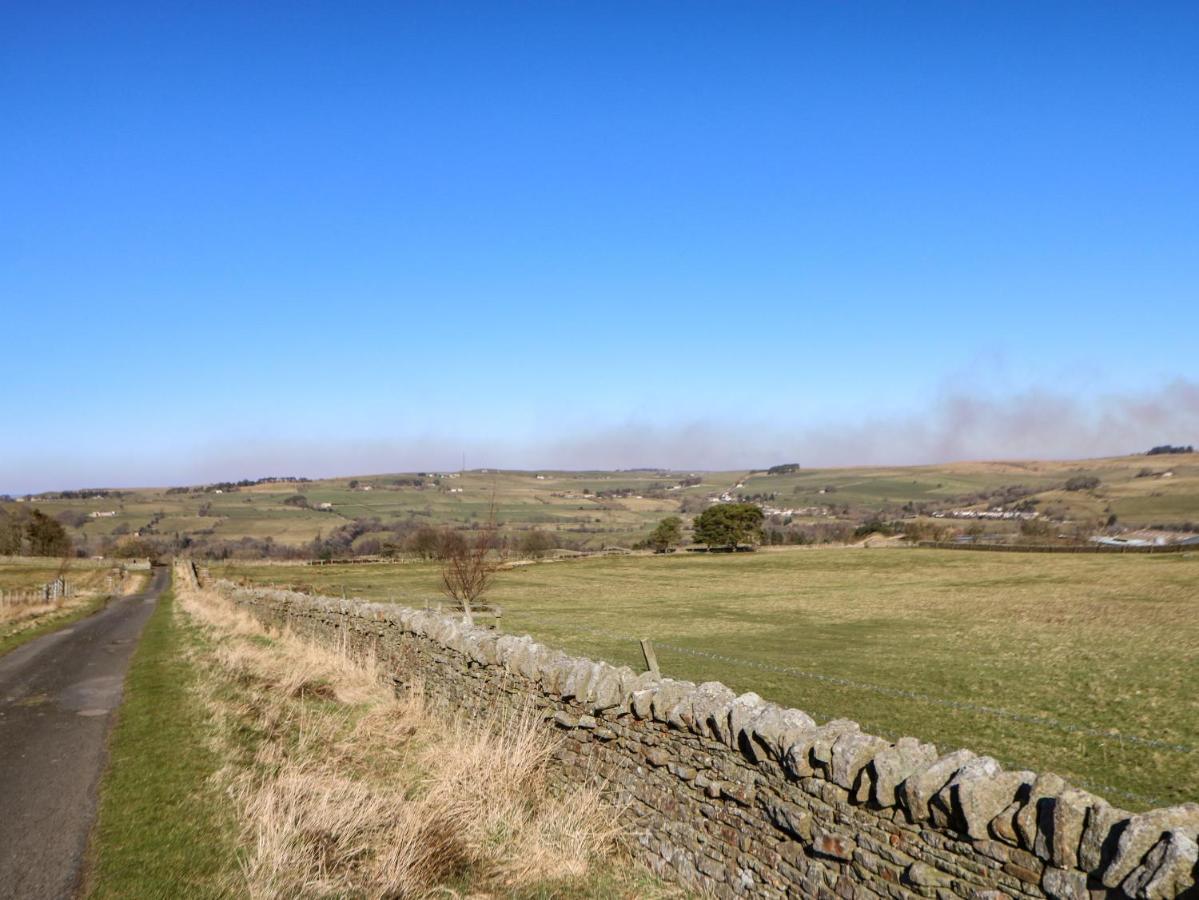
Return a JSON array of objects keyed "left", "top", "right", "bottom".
[{"left": 3, "top": 454, "right": 1197, "bottom": 560}]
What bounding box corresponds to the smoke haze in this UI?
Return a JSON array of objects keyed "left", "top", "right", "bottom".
[{"left": 3, "top": 379, "right": 1197, "bottom": 493}]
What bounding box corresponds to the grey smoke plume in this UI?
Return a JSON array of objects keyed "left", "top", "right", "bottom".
[
  {"left": 527, "top": 378, "right": 1199, "bottom": 470},
  {"left": 3, "top": 379, "right": 1196, "bottom": 493}
]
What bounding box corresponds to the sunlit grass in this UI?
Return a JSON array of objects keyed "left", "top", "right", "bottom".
[{"left": 218, "top": 547, "right": 1199, "bottom": 809}]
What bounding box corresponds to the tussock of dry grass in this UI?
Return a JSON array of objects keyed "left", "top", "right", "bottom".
[
  {"left": 0, "top": 599, "right": 61, "bottom": 626},
  {"left": 174, "top": 571, "right": 629, "bottom": 899}
]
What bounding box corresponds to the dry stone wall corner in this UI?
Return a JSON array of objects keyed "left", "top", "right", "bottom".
[{"left": 215, "top": 580, "right": 1199, "bottom": 900}]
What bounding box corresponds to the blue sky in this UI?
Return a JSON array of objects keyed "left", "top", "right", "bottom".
[{"left": 3, "top": 2, "right": 1197, "bottom": 492}]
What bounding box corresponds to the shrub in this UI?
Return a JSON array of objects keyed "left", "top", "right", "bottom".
[
  {"left": 519, "top": 529, "right": 556, "bottom": 559},
  {"left": 645, "top": 516, "right": 683, "bottom": 552}
]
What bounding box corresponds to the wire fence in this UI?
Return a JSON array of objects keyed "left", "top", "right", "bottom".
[
  {"left": 0, "top": 577, "right": 71, "bottom": 608},
  {"left": 288, "top": 584, "right": 1188, "bottom": 809},
  {"left": 550, "top": 624, "right": 1190, "bottom": 808}
]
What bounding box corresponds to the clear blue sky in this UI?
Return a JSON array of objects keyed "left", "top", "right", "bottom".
[{"left": 3, "top": 2, "right": 1197, "bottom": 492}]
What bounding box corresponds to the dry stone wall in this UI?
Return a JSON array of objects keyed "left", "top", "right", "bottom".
[{"left": 213, "top": 579, "right": 1198, "bottom": 900}]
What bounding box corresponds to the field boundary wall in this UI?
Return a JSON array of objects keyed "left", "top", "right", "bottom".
[
  {"left": 915, "top": 542, "right": 1192, "bottom": 555},
  {"left": 208, "top": 575, "right": 1199, "bottom": 899}
]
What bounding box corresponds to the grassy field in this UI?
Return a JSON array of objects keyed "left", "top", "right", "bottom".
[
  {"left": 11, "top": 452, "right": 1199, "bottom": 555},
  {"left": 0, "top": 559, "right": 132, "bottom": 659},
  {"left": 217, "top": 546, "right": 1199, "bottom": 810},
  {"left": 0, "top": 558, "right": 115, "bottom": 593}
]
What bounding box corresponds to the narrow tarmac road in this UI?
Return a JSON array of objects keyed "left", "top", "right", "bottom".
[{"left": 0, "top": 566, "right": 169, "bottom": 900}]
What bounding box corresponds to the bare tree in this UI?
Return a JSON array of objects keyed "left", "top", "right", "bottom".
[{"left": 439, "top": 501, "right": 498, "bottom": 626}]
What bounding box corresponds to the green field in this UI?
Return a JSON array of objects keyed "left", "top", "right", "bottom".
[
  {"left": 217, "top": 546, "right": 1199, "bottom": 810},
  {"left": 10, "top": 453, "right": 1199, "bottom": 558}
]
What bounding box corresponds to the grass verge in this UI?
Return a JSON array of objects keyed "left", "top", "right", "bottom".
[
  {"left": 177, "top": 569, "right": 680, "bottom": 898},
  {"left": 0, "top": 595, "right": 109, "bottom": 659},
  {"left": 86, "top": 586, "right": 239, "bottom": 898}
]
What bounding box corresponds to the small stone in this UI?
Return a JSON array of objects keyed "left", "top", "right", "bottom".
[
  {"left": 697, "top": 854, "right": 725, "bottom": 879},
  {"left": 1050, "top": 788, "right": 1098, "bottom": 869},
  {"left": 651, "top": 679, "right": 695, "bottom": 724},
  {"left": 905, "top": 862, "right": 951, "bottom": 887},
  {"left": 690, "top": 682, "right": 737, "bottom": 740},
  {"left": 1041, "top": 866, "right": 1087, "bottom": 900},
  {"left": 668, "top": 762, "right": 698, "bottom": 781},
  {"left": 724, "top": 692, "right": 765, "bottom": 750},
  {"left": 812, "top": 830, "right": 856, "bottom": 861},
  {"left": 587, "top": 667, "right": 627, "bottom": 712},
  {"left": 720, "top": 781, "right": 755, "bottom": 806},
  {"left": 766, "top": 798, "right": 812, "bottom": 841},
  {"left": 829, "top": 731, "right": 891, "bottom": 791},
  {"left": 645, "top": 747, "right": 672, "bottom": 767},
  {"left": 869, "top": 737, "right": 938, "bottom": 808},
  {"left": 631, "top": 689, "right": 655, "bottom": 718},
  {"left": 1077, "top": 800, "right": 1129, "bottom": 873},
  {"left": 809, "top": 719, "right": 861, "bottom": 773},
  {"left": 782, "top": 726, "right": 823, "bottom": 778},
  {"left": 898, "top": 748, "right": 975, "bottom": 822},
  {"left": 1101, "top": 803, "right": 1199, "bottom": 889},
  {"left": 1119, "top": 830, "right": 1198, "bottom": 899},
  {"left": 990, "top": 800, "right": 1023, "bottom": 846},
  {"left": 1014, "top": 773, "right": 1067, "bottom": 851},
  {"left": 1002, "top": 860, "right": 1042, "bottom": 885},
  {"left": 947, "top": 761, "right": 1034, "bottom": 841},
  {"left": 553, "top": 711, "right": 578, "bottom": 728}
]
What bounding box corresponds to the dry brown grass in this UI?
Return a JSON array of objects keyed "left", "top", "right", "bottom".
[
  {"left": 118, "top": 570, "right": 149, "bottom": 595},
  {"left": 0, "top": 598, "right": 62, "bottom": 628},
  {"left": 173, "top": 570, "right": 637, "bottom": 899}
]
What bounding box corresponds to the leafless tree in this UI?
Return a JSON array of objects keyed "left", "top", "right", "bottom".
[{"left": 439, "top": 501, "right": 498, "bottom": 626}]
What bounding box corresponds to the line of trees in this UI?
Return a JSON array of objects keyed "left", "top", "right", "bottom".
[{"left": 1147, "top": 445, "right": 1193, "bottom": 455}]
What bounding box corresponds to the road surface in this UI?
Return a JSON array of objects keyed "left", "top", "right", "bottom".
[{"left": 0, "top": 566, "right": 168, "bottom": 899}]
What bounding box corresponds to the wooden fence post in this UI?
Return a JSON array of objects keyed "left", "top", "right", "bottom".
[{"left": 640, "top": 638, "right": 661, "bottom": 676}]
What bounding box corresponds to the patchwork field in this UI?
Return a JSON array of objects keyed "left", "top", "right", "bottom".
[
  {"left": 11, "top": 452, "right": 1199, "bottom": 557},
  {"left": 216, "top": 546, "right": 1199, "bottom": 811}
]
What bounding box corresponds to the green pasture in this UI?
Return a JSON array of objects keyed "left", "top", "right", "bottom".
[
  {"left": 216, "top": 546, "right": 1199, "bottom": 810},
  {"left": 18, "top": 453, "right": 1199, "bottom": 552}
]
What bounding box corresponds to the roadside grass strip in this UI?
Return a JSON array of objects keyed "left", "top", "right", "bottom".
[
  {"left": 91, "top": 567, "right": 680, "bottom": 898},
  {"left": 87, "top": 587, "right": 238, "bottom": 898},
  {"left": 0, "top": 595, "right": 110, "bottom": 659}
]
